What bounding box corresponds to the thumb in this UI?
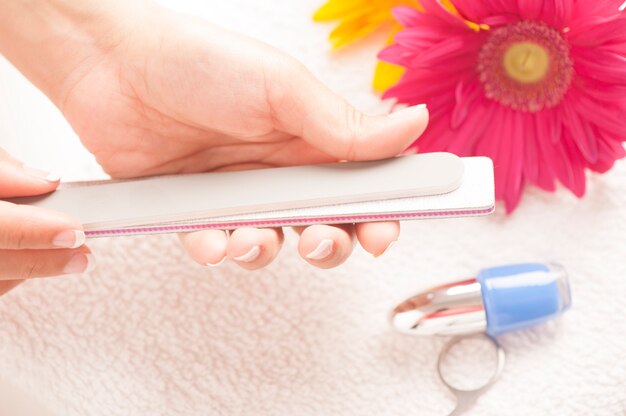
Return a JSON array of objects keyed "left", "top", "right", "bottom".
[
  {"left": 268, "top": 61, "right": 429, "bottom": 161},
  {"left": 0, "top": 148, "right": 60, "bottom": 198}
]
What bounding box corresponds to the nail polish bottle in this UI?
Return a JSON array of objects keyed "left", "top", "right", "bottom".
[{"left": 390, "top": 263, "right": 572, "bottom": 336}]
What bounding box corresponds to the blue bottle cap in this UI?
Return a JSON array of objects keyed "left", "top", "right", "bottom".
[
  {"left": 389, "top": 262, "right": 571, "bottom": 336},
  {"left": 477, "top": 263, "right": 571, "bottom": 336}
]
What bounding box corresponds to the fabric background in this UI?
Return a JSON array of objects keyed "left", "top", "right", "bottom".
[{"left": 1, "top": 1, "right": 625, "bottom": 414}]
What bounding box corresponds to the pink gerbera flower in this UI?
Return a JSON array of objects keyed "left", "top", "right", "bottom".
[{"left": 379, "top": 0, "right": 626, "bottom": 211}]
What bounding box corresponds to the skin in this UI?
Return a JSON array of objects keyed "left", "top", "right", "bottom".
[{"left": 0, "top": 0, "right": 428, "bottom": 294}]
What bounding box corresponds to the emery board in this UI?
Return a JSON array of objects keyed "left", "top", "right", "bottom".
[{"left": 4, "top": 152, "right": 495, "bottom": 237}]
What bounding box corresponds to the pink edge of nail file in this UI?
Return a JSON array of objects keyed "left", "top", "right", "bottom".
[{"left": 4, "top": 153, "right": 495, "bottom": 238}]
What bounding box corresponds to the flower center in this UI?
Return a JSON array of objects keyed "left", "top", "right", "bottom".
[
  {"left": 477, "top": 21, "right": 573, "bottom": 112},
  {"left": 503, "top": 42, "right": 549, "bottom": 83}
]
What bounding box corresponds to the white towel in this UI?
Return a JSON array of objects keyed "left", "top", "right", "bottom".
[{"left": 1, "top": 1, "right": 626, "bottom": 414}]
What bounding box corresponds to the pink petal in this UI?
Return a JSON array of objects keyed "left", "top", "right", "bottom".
[
  {"left": 571, "top": 88, "right": 626, "bottom": 137},
  {"left": 575, "top": 76, "right": 626, "bottom": 102},
  {"left": 377, "top": 44, "right": 414, "bottom": 66},
  {"left": 448, "top": 99, "right": 496, "bottom": 156},
  {"left": 567, "top": 16, "right": 626, "bottom": 47},
  {"left": 450, "top": 0, "right": 492, "bottom": 22},
  {"left": 533, "top": 112, "right": 558, "bottom": 191},
  {"left": 588, "top": 128, "right": 626, "bottom": 173},
  {"left": 382, "top": 71, "right": 462, "bottom": 104},
  {"left": 560, "top": 99, "right": 599, "bottom": 163},
  {"left": 539, "top": 0, "right": 574, "bottom": 28},
  {"left": 573, "top": 47, "right": 626, "bottom": 85},
  {"left": 394, "top": 27, "right": 442, "bottom": 50},
  {"left": 391, "top": 6, "right": 423, "bottom": 27},
  {"left": 522, "top": 113, "right": 539, "bottom": 184},
  {"left": 418, "top": 0, "right": 469, "bottom": 29},
  {"left": 476, "top": 105, "right": 508, "bottom": 200},
  {"left": 451, "top": 79, "right": 483, "bottom": 129},
  {"left": 481, "top": 14, "right": 521, "bottom": 27},
  {"left": 413, "top": 109, "right": 455, "bottom": 153},
  {"left": 539, "top": 127, "right": 585, "bottom": 197},
  {"left": 410, "top": 35, "right": 482, "bottom": 69},
  {"left": 560, "top": 133, "right": 587, "bottom": 197},
  {"left": 571, "top": 0, "right": 623, "bottom": 23},
  {"left": 517, "top": 0, "right": 544, "bottom": 20},
  {"left": 502, "top": 110, "right": 526, "bottom": 212}
]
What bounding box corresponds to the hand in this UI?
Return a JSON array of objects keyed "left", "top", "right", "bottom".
[
  {"left": 0, "top": 149, "right": 93, "bottom": 296},
  {"left": 0, "top": 1, "right": 428, "bottom": 270}
]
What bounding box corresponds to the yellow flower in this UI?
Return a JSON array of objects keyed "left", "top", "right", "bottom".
[
  {"left": 314, "top": 0, "right": 419, "bottom": 92},
  {"left": 314, "top": 0, "right": 475, "bottom": 92},
  {"left": 313, "top": 0, "right": 420, "bottom": 49}
]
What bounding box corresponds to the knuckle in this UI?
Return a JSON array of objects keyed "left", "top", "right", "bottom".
[
  {"left": 19, "top": 257, "right": 44, "bottom": 280},
  {"left": 0, "top": 225, "right": 29, "bottom": 250},
  {"left": 341, "top": 105, "right": 366, "bottom": 160},
  {"left": 264, "top": 56, "right": 305, "bottom": 113}
]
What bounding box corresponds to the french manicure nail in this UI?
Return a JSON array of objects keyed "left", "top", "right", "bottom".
[
  {"left": 388, "top": 104, "right": 427, "bottom": 119},
  {"left": 233, "top": 245, "right": 261, "bottom": 263},
  {"left": 23, "top": 165, "right": 61, "bottom": 182},
  {"left": 63, "top": 253, "right": 96, "bottom": 274},
  {"left": 306, "top": 239, "right": 334, "bottom": 260},
  {"left": 52, "top": 230, "right": 86, "bottom": 249},
  {"left": 374, "top": 240, "right": 397, "bottom": 258},
  {"left": 205, "top": 257, "right": 226, "bottom": 267}
]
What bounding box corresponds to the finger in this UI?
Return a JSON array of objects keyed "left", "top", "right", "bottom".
[
  {"left": 355, "top": 221, "right": 400, "bottom": 257},
  {"left": 298, "top": 224, "right": 355, "bottom": 269},
  {"left": 0, "top": 280, "right": 22, "bottom": 296},
  {"left": 267, "top": 60, "right": 429, "bottom": 161},
  {"left": 0, "top": 247, "right": 95, "bottom": 280},
  {"left": 0, "top": 201, "right": 85, "bottom": 250},
  {"left": 227, "top": 227, "right": 284, "bottom": 270},
  {"left": 0, "top": 148, "right": 61, "bottom": 198},
  {"left": 178, "top": 229, "right": 229, "bottom": 266}
]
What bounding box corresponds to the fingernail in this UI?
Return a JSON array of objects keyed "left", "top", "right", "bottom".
[
  {"left": 205, "top": 257, "right": 226, "bottom": 267},
  {"left": 52, "top": 230, "right": 86, "bottom": 249},
  {"left": 233, "top": 245, "right": 261, "bottom": 263},
  {"left": 388, "top": 104, "right": 427, "bottom": 119},
  {"left": 63, "top": 253, "right": 96, "bottom": 274},
  {"left": 23, "top": 165, "right": 61, "bottom": 182},
  {"left": 306, "top": 239, "right": 334, "bottom": 260},
  {"left": 374, "top": 240, "right": 397, "bottom": 258}
]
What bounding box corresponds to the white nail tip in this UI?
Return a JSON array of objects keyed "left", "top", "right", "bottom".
[
  {"left": 23, "top": 165, "right": 61, "bottom": 182},
  {"left": 388, "top": 104, "right": 427, "bottom": 119},
  {"left": 52, "top": 230, "right": 86, "bottom": 249},
  {"left": 45, "top": 172, "right": 62, "bottom": 182},
  {"left": 306, "top": 239, "right": 334, "bottom": 260},
  {"left": 205, "top": 257, "right": 226, "bottom": 267},
  {"left": 73, "top": 231, "right": 86, "bottom": 248},
  {"left": 233, "top": 245, "right": 261, "bottom": 263},
  {"left": 84, "top": 254, "right": 96, "bottom": 273}
]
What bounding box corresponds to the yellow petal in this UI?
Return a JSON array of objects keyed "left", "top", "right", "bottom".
[
  {"left": 329, "top": 9, "right": 391, "bottom": 49},
  {"left": 372, "top": 25, "right": 405, "bottom": 92},
  {"left": 373, "top": 60, "right": 405, "bottom": 92},
  {"left": 313, "top": 0, "right": 368, "bottom": 22}
]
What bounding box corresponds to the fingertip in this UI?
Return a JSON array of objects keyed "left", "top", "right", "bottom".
[
  {"left": 355, "top": 221, "right": 400, "bottom": 257},
  {"left": 0, "top": 164, "right": 61, "bottom": 198},
  {"left": 179, "top": 230, "right": 229, "bottom": 266},
  {"left": 298, "top": 224, "right": 354, "bottom": 269},
  {"left": 361, "top": 104, "right": 429, "bottom": 160},
  {"left": 228, "top": 227, "right": 283, "bottom": 270}
]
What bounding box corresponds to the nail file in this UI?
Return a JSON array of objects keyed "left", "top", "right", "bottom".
[{"left": 4, "top": 153, "right": 495, "bottom": 238}]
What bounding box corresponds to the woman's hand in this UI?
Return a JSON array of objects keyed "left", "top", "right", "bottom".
[
  {"left": 0, "top": 0, "right": 428, "bottom": 270},
  {"left": 0, "top": 149, "right": 93, "bottom": 296}
]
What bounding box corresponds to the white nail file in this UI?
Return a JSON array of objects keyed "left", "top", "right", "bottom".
[{"left": 4, "top": 153, "right": 495, "bottom": 238}]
